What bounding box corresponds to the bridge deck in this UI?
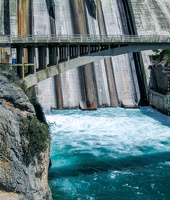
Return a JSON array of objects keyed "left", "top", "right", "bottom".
[
  {"left": 1, "top": 34, "right": 170, "bottom": 88},
  {"left": 0, "top": 35, "right": 170, "bottom": 46}
]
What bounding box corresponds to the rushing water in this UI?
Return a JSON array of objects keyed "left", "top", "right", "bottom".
[{"left": 47, "top": 107, "right": 170, "bottom": 200}]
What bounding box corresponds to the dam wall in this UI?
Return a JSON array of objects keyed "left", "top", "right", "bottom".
[
  {"left": 130, "top": 0, "right": 170, "bottom": 115},
  {"left": 1, "top": 0, "right": 170, "bottom": 112},
  {"left": 149, "top": 89, "right": 170, "bottom": 116},
  {"left": 35, "top": 0, "right": 141, "bottom": 111},
  {"left": 130, "top": 0, "right": 170, "bottom": 92}
]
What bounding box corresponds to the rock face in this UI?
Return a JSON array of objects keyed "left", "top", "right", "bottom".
[
  {"left": 150, "top": 64, "right": 169, "bottom": 94},
  {"left": 0, "top": 75, "right": 51, "bottom": 200}
]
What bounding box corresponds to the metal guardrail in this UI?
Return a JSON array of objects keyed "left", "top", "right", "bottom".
[{"left": 0, "top": 34, "right": 170, "bottom": 44}]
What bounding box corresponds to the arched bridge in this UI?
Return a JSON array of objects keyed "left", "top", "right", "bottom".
[{"left": 0, "top": 34, "right": 170, "bottom": 88}]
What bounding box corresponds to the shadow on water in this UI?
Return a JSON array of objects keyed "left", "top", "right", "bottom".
[
  {"left": 49, "top": 151, "right": 170, "bottom": 180},
  {"left": 139, "top": 106, "right": 170, "bottom": 127}
]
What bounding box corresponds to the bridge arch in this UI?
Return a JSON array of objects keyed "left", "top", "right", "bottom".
[{"left": 0, "top": 34, "right": 170, "bottom": 87}]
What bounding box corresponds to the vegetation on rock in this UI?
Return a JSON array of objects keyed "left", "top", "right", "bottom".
[
  {"left": 0, "top": 65, "right": 50, "bottom": 163},
  {"left": 150, "top": 49, "right": 170, "bottom": 66},
  {"left": 20, "top": 117, "right": 50, "bottom": 161},
  {"left": 0, "top": 73, "right": 51, "bottom": 199}
]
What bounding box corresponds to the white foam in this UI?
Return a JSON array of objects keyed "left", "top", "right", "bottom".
[{"left": 46, "top": 107, "right": 170, "bottom": 159}]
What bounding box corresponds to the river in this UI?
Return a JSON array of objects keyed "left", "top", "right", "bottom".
[{"left": 47, "top": 107, "right": 170, "bottom": 200}]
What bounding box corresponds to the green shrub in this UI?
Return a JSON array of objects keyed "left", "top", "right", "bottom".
[
  {"left": 0, "top": 63, "right": 22, "bottom": 85},
  {"left": 25, "top": 87, "right": 47, "bottom": 123},
  {"left": 27, "top": 117, "right": 50, "bottom": 156},
  {"left": 1, "top": 64, "right": 50, "bottom": 162},
  {"left": 0, "top": 63, "right": 10, "bottom": 71},
  {"left": 150, "top": 49, "right": 170, "bottom": 66},
  {"left": 20, "top": 117, "right": 50, "bottom": 162}
]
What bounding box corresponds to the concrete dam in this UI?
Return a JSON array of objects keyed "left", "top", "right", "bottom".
[{"left": 0, "top": 0, "right": 170, "bottom": 112}]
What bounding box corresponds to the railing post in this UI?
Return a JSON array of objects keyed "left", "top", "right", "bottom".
[
  {"left": 56, "top": 46, "right": 59, "bottom": 63},
  {"left": 158, "top": 36, "right": 160, "bottom": 42},
  {"left": 21, "top": 64, "right": 25, "bottom": 79},
  {"left": 80, "top": 35, "right": 83, "bottom": 42},
  {"left": 9, "top": 35, "right": 12, "bottom": 43},
  {"left": 139, "top": 35, "right": 142, "bottom": 42},
  {"left": 101, "top": 35, "right": 104, "bottom": 42},
  {"left": 34, "top": 57, "right": 36, "bottom": 73}
]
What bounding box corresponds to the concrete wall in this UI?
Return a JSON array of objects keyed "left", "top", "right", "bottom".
[
  {"left": 149, "top": 89, "right": 170, "bottom": 116},
  {"left": 130, "top": 0, "right": 170, "bottom": 114},
  {"left": 1, "top": 0, "right": 170, "bottom": 113},
  {"left": 130, "top": 0, "right": 170, "bottom": 91},
  {"left": 0, "top": 1, "right": 4, "bottom": 35},
  {"left": 35, "top": 0, "right": 141, "bottom": 111}
]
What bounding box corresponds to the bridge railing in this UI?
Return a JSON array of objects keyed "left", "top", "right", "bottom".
[{"left": 1, "top": 34, "right": 170, "bottom": 44}]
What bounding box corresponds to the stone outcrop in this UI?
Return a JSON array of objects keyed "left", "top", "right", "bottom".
[
  {"left": 0, "top": 75, "right": 51, "bottom": 200},
  {"left": 148, "top": 59, "right": 170, "bottom": 116},
  {"left": 150, "top": 64, "right": 169, "bottom": 94}
]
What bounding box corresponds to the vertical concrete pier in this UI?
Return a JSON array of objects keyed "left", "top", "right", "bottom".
[
  {"left": 28, "top": 46, "right": 35, "bottom": 74},
  {"left": 38, "top": 46, "right": 47, "bottom": 70},
  {"left": 16, "top": 46, "right": 24, "bottom": 78},
  {"left": 49, "top": 46, "right": 57, "bottom": 65}
]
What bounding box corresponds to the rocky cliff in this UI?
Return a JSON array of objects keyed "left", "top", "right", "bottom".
[{"left": 0, "top": 74, "right": 51, "bottom": 200}]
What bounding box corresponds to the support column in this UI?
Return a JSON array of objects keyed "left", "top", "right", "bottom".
[
  {"left": 59, "top": 46, "right": 62, "bottom": 62},
  {"left": 17, "top": 46, "right": 24, "bottom": 78},
  {"left": 75, "top": 45, "right": 78, "bottom": 57},
  {"left": 38, "top": 46, "right": 47, "bottom": 70},
  {"left": 88, "top": 45, "right": 90, "bottom": 55},
  {"left": 28, "top": 46, "right": 35, "bottom": 74},
  {"left": 49, "top": 46, "right": 57, "bottom": 65},
  {"left": 63, "top": 46, "right": 66, "bottom": 60},
  {"left": 70, "top": 46, "right": 73, "bottom": 58},
  {"left": 80, "top": 45, "right": 82, "bottom": 55},
  {"left": 56, "top": 46, "right": 59, "bottom": 63},
  {"left": 67, "top": 45, "right": 70, "bottom": 61},
  {"left": 64, "top": 45, "right": 67, "bottom": 61},
  {"left": 78, "top": 45, "right": 80, "bottom": 57},
  {"left": 59, "top": 45, "right": 67, "bottom": 62}
]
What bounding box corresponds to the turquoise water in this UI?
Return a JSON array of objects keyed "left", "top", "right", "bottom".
[{"left": 47, "top": 107, "right": 170, "bottom": 200}]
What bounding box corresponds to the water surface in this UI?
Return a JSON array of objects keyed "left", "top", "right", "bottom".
[{"left": 47, "top": 107, "right": 170, "bottom": 200}]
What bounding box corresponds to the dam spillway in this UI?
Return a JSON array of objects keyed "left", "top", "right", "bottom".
[
  {"left": 0, "top": 0, "right": 170, "bottom": 111},
  {"left": 1, "top": 1, "right": 170, "bottom": 199}
]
